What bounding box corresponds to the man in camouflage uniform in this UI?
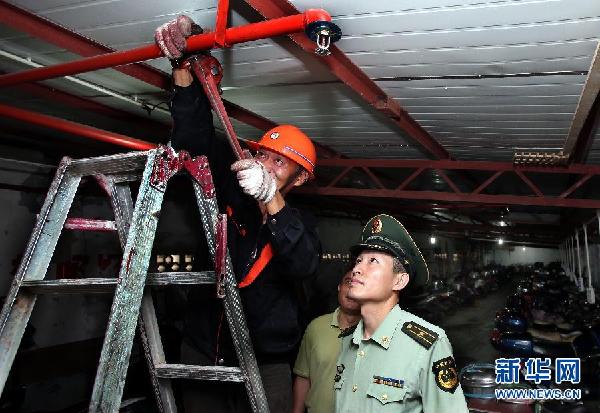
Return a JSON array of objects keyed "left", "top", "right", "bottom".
[{"left": 334, "top": 214, "right": 469, "bottom": 412}]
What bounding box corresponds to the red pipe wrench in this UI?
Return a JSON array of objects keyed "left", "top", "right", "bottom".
[{"left": 181, "top": 54, "right": 251, "bottom": 161}]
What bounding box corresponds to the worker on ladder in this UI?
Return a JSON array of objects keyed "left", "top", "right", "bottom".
[{"left": 155, "top": 16, "right": 322, "bottom": 413}]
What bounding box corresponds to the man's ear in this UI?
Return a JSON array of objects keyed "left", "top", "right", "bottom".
[
  {"left": 392, "top": 272, "right": 410, "bottom": 292},
  {"left": 292, "top": 170, "right": 310, "bottom": 187}
]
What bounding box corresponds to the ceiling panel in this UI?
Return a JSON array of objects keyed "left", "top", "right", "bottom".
[
  {"left": 327, "top": 0, "right": 600, "bottom": 35},
  {"left": 1, "top": 0, "right": 599, "bottom": 165}
]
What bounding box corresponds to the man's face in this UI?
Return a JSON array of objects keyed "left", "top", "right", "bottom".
[
  {"left": 255, "top": 148, "right": 307, "bottom": 190},
  {"left": 338, "top": 271, "right": 360, "bottom": 314},
  {"left": 348, "top": 250, "right": 406, "bottom": 304}
]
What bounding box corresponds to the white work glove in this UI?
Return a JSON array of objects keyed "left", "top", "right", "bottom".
[
  {"left": 231, "top": 159, "right": 277, "bottom": 203},
  {"left": 154, "top": 15, "right": 202, "bottom": 60}
]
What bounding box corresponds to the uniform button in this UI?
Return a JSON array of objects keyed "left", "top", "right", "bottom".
[
  {"left": 358, "top": 350, "right": 365, "bottom": 357},
  {"left": 381, "top": 336, "right": 390, "bottom": 344},
  {"left": 270, "top": 218, "right": 277, "bottom": 225},
  {"left": 352, "top": 384, "right": 358, "bottom": 392},
  {"left": 382, "top": 394, "right": 388, "bottom": 401}
]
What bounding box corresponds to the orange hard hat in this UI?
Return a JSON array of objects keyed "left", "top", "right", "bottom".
[{"left": 248, "top": 125, "right": 316, "bottom": 177}]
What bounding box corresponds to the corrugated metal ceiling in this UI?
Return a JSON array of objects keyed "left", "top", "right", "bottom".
[{"left": 1, "top": 0, "right": 598, "bottom": 162}]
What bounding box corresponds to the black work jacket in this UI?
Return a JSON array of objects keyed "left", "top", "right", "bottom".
[{"left": 170, "top": 80, "right": 321, "bottom": 363}]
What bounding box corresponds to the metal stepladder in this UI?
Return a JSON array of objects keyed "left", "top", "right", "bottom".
[{"left": 0, "top": 146, "right": 269, "bottom": 412}]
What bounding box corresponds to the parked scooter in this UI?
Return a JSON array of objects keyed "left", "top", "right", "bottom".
[{"left": 490, "top": 263, "right": 600, "bottom": 404}]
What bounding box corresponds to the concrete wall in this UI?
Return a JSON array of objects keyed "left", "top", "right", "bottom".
[{"left": 483, "top": 245, "right": 559, "bottom": 266}]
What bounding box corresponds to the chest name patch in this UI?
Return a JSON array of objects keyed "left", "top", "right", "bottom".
[{"left": 372, "top": 375, "right": 404, "bottom": 388}]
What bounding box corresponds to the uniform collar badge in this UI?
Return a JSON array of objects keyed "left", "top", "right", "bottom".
[{"left": 338, "top": 324, "right": 356, "bottom": 338}]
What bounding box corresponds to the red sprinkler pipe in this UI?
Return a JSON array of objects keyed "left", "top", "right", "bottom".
[
  {"left": 0, "top": 9, "right": 333, "bottom": 87},
  {"left": 0, "top": 104, "right": 156, "bottom": 150}
]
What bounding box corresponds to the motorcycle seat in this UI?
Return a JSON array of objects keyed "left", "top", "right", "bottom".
[{"left": 528, "top": 328, "right": 582, "bottom": 343}]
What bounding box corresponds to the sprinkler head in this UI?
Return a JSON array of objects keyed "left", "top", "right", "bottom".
[{"left": 305, "top": 20, "right": 342, "bottom": 56}]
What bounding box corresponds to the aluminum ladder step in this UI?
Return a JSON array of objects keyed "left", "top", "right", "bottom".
[
  {"left": 64, "top": 218, "right": 117, "bottom": 231},
  {"left": 155, "top": 364, "right": 245, "bottom": 382},
  {"left": 21, "top": 272, "right": 216, "bottom": 293}
]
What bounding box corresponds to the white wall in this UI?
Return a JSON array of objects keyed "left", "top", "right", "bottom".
[{"left": 484, "top": 245, "right": 559, "bottom": 266}]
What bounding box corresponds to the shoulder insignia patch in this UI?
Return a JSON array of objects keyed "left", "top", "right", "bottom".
[
  {"left": 432, "top": 356, "right": 459, "bottom": 393},
  {"left": 338, "top": 325, "right": 357, "bottom": 338},
  {"left": 401, "top": 321, "right": 439, "bottom": 349}
]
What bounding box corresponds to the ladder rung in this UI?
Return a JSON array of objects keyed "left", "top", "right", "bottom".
[
  {"left": 22, "top": 278, "right": 117, "bottom": 293},
  {"left": 146, "top": 271, "right": 216, "bottom": 285},
  {"left": 155, "top": 364, "right": 245, "bottom": 382},
  {"left": 21, "top": 272, "right": 216, "bottom": 293},
  {"left": 64, "top": 218, "right": 117, "bottom": 231}
]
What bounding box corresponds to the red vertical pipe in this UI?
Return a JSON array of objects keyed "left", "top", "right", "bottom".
[{"left": 215, "top": 0, "right": 230, "bottom": 47}]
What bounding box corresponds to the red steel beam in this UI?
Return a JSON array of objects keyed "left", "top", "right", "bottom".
[
  {"left": 294, "top": 186, "right": 600, "bottom": 209},
  {"left": 0, "top": 9, "right": 334, "bottom": 86},
  {"left": 223, "top": 100, "right": 276, "bottom": 131},
  {"left": 564, "top": 42, "right": 600, "bottom": 163},
  {"left": 387, "top": 202, "right": 511, "bottom": 211},
  {"left": 0, "top": 0, "right": 168, "bottom": 90},
  {"left": 0, "top": 104, "right": 156, "bottom": 151},
  {"left": 571, "top": 91, "right": 600, "bottom": 163},
  {"left": 559, "top": 174, "right": 593, "bottom": 198},
  {"left": 0, "top": 1, "right": 254, "bottom": 126},
  {"left": 473, "top": 171, "right": 503, "bottom": 194},
  {"left": 396, "top": 168, "right": 424, "bottom": 190},
  {"left": 243, "top": 0, "right": 451, "bottom": 160},
  {"left": 316, "top": 158, "right": 600, "bottom": 175},
  {"left": 14, "top": 81, "right": 169, "bottom": 135},
  {"left": 436, "top": 169, "right": 461, "bottom": 194},
  {"left": 0, "top": 1, "right": 340, "bottom": 158},
  {"left": 361, "top": 167, "right": 385, "bottom": 189},
  {"left": 294, "top": 157, "right": 600, "bottom": 208},
  {"left": 514, "top": 170, "right": 543, "bottom": 197},
  {"left": 327, "top": 166, "right": 353, "bottom": 187}
]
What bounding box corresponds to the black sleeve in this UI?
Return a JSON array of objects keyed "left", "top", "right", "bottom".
[
  {"left": 170, "top": 80, "right": 215, "bottom": 158},
  {"left": 267, "top": 206, "right": 321, "bottom": 280},
  {"left": 169, "top": 78, "right": 236, "bottom": 193}
]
